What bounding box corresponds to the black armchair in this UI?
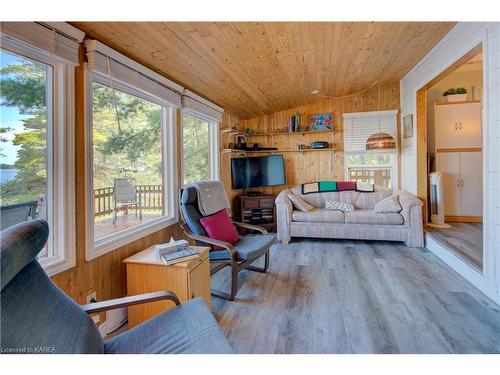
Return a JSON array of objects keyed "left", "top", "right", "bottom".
[
  {"left": 0, "top": 220, "right": 232, "bottom": 354},
  {"left": 179, "top": 185, "right": 275, "bottom": 301}
]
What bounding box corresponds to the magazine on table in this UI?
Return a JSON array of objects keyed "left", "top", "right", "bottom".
[{"left": 155, "top": 238, "right": 200, "bottom": 265}]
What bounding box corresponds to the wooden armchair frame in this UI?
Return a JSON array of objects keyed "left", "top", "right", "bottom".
[
  {"left": 180, "top": 220, "right": 270, "bottom": 301},
  {"left": 81, "top": 290, "right": 180, "bottom": 314}
]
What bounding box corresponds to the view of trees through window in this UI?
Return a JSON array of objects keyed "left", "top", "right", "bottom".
[
  {"left": 92, "top": 82, "right": 165, "bottom": 238},
  {"left": 0, "top": 49, "right": 50, "bottom": 231},
  {"left": 183, "top": 113, "right": 210, "bottom": 185}
]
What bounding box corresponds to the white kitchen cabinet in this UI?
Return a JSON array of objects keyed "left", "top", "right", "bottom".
[
  {"left": 459, "top": 152, "right": 483, "bottom": 216},
  {"left": 434, "top": 101, "right": 482, "bottom": 220},
  {"left": 435, "top": 102, "right": 482, "bottom": 149},
  {"left": 436, "top": 153, "right": 461, "bottom": 216},
  {"left": 435, "top": 152, "right": 482, "bottom": 217}
]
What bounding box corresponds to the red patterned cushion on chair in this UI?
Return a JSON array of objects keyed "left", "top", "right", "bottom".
[{"left": 200, "top": 209, "right": 239, "bottom": 250}]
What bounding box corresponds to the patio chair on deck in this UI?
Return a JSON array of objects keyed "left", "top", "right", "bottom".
[
  {"left": 113, "top": 178, "right": 142, "bottom": 224},
  {"left": 0, "top": 201, "right": 37, "bottom": 230}
]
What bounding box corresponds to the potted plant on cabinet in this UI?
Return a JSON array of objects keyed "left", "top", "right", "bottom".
[{"left": 443, "top": 87, "right": 468, "bottom": 102}]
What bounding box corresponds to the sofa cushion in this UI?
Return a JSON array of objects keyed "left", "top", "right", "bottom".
[
  {"left": 292, "top": 209, "right": 345, "bottom": 223},
  {"left": 325, "top": 200, "right": 354, "bottom": 212},
  {"left": 355, "top": 186, "right": 393, "bottom": 210},
  {"left": 288, "top": 194, "right": 314, "bottom": 212},
  {"left": 373, "top": 195, "right": 402, "bottom": 213},
  {"left": 344, "top": 210, "right": 404, "bottom": 225}
]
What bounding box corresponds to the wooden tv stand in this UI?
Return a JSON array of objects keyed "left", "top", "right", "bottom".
[{"left": 236, "top": 194, "right": 276, "bottom": 233}]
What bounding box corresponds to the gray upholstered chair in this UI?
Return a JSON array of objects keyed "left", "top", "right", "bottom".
[
  {"left": 0, "top": 220, "right": 232, "bottom": 354},
  {"left": 179, "top": 186, "right": 275, "bottom": 301},
  {"left": 0, "top": 200, "right": 37, "bottom": 230},
  {"left": 113, "top": 178, "right": 142, "bottom": 224}
]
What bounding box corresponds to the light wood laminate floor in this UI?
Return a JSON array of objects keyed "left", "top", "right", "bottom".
[
  {"left": 426, "top": 222, "right": 482, "bottom": 270},
  {"left": 211, "top": 239, "right": 500, "bottom": 354}
]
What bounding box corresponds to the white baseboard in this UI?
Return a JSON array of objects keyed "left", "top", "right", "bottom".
[
  {"left": 425, "top": 234, "right": 499, "bottom": 305},
  {"left": 98, "top": 307, "right": 128, "bottom": 337}
]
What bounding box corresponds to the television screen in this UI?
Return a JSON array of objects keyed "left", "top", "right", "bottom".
[{"left": 231, "top": 155, "right": 286, "bottom": 189}]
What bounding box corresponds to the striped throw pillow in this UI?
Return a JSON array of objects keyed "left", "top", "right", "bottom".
[{"left": 325, "top": 200, "right": 354, "bottom": 212}]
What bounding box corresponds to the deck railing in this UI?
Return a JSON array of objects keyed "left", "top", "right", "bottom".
[{"left": 94, "top": 185, "right": 163, "bottom": 218}]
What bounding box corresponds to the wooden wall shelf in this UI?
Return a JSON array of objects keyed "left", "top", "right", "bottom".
[
  {"left": 222, "top": 148, "right": 338, "bottom": 154},
  {"left": 249, "top": 130, "right": 337, "bottom": 136},
  {"left": 435, "top": 100, "right": 480, "bottom": 106}
]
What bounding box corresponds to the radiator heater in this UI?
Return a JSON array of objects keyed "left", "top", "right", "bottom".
[{"left": 428, "top": 172, "right": 451, "bottom": 229}]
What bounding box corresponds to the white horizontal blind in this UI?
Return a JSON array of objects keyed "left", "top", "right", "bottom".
[
  {"left": 182, "top": 90, "right": 224, "bottom": 122},
  {"left": 343, "top": 110, "right": 398, "bottom": 154},
  {"left": 0, "top": 22, "right": 80, "bottom": 64},
  {"left": 85, "top": 40, "right": 182, "bottom": 107}
]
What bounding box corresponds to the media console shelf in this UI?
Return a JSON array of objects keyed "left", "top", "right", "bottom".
[{"left": 236, "top": 195, "right": 276, "bottom": 233}]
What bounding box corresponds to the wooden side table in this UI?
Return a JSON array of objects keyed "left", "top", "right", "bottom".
[{"left": 123, "top": 246, "right": 211, "bottom": 328}]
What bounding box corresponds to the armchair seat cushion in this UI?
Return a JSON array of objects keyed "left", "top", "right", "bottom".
[
  {"left": 104, "top": 298, "right": 232, "bottom": 354},
  {"left": 209, "top": 233, "right": 276, "bottom": 261}
]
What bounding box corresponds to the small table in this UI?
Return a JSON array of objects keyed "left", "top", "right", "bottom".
[{"left": 123, "top": 245, "right": 211, "bottom": 328}]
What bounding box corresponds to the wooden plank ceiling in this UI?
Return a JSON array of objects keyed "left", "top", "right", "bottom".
[{"left": 72, "top": 22, "right": 456, "bottom": 119}]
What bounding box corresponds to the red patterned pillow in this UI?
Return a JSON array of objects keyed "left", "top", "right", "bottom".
[{"left": 200, "top": 209, "right": 239, "bottom": 250}]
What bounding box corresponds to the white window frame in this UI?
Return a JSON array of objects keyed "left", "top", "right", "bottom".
[
  {"left": 181, "top": 109, "right": 220, "bottom": 186},
  {"left": 0, "top": 36, "right": 76, "bottom": 276},
  {"left": 344, "top": 153, "right": 398, "bottom": 189},
  {"left": 85, "top": 70, "right": 179, "bottom": 260}
]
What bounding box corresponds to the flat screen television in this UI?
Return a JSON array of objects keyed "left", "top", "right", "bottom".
[{"left": 231, "top": 155, "right": 286, "bottom": 189}]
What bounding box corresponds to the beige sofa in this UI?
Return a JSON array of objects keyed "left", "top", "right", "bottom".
[{"left": 275, "top": 186, "right": 424, "bottom": 247}]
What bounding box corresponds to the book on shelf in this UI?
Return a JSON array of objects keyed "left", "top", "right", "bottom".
[{"left": 155, "top": 238, "right": 200, "bottom": 265}]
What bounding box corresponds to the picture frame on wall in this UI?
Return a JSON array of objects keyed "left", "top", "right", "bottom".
[
  {"left": 308, "top": 113, "right": 333, "bottom": 131},
  {"left": 403, "top": 113, "right": 413, "bottom": 138}
]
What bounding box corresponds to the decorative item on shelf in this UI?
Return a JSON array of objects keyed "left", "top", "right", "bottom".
[
  {"left": 228, "top": 142, "right": 234, "bottom": 149},
  {"left": 297, "top": 144, "right": 306, "bottom": 150},
  {"left": 243, "top": 128, "right": 254, "bottom": 137},
  {"left": 235, "top": 135, "right": 247, "bottom": 150},
  {"left": 289, "top": 112, "right": 302, "bottom": 132},
  {"left": 442, "top": 87, "right": 468, "bottom": 102},
  {"left": 403, "top": 114, "right": 413, "bottom": 138},
  {"left": 308, "top": 113, "right": 333, "bottom": 131},
  {"left": 366, "top": 83, "right": 397, "bottom": 152},
  {"left": 311, "top": 141, "right": 329, "bottom": 149}
]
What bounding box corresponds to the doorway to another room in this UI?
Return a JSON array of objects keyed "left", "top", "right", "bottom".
[{"left": 420, "top": 44, "right": 484, "bottom": 272}]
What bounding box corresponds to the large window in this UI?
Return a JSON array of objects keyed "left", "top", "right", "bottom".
[
  {"left": 343, "top": 110, "right": 399, "bottom": 189},
  {"left": 182, "top": 112, "right": 219, "bottom": 185},
  {"left": 0, "top": 31, "right": 76, "bottom": 275},
  {"left": 88, "top": 75, "right": 177, "bottom": 258}
]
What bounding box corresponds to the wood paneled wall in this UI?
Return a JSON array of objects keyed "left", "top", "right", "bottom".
[
  {"left": 51, "top": 45, "right": 183, "bottom": 305},
  {"left": 220, "top": 82, "right": 401, "bottom": 205}
]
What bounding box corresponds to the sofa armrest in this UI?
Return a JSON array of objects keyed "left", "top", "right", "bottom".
[
  {"left": 275, "top": 189, "right": 293, "bottom": 243},
  {"left": 396, "top": 190, "right": 424, "bottom": 247},
  {"left": 275, "top": 189, "right": 293, "bottom": 225},
  {"left": 397, "top": 190, "right": 423, "bottom": 222}
]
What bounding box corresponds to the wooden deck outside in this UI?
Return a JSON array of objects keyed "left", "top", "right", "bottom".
[{"left": 94, "top": 213, "right": 163, "bottom": 239}]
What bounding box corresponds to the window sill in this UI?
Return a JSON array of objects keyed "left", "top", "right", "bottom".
[
  {"left": 39, "top": 255, "right": 76, "bottom": 277},
  {"left": 86, "top": 215, "right": 179, "bottom": 261}
]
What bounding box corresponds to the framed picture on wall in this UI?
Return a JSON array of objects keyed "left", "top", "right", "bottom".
[
  {"left": 308, "top": 113, "right": 333, "bottom": 131},
  {"left": 403, "top": 114, "right": 413, "bottom": 138}
]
